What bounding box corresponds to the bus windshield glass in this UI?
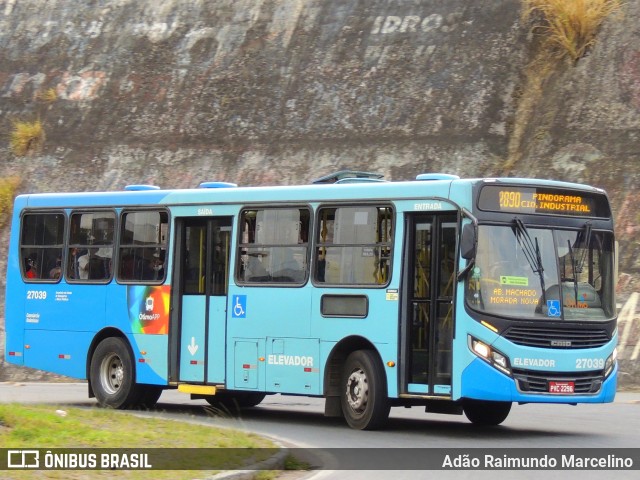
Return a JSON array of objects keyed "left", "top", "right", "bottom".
[{"left": 466, "top": 224, "right": 615, "bottom": 321}]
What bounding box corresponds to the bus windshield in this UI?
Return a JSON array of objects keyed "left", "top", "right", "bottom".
[{"left": 466, "top": 224, "right": 615, "bottom": 321}]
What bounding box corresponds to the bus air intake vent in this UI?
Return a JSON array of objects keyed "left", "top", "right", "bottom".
[
  {"left": 503, "top": 326, "right": 610, "bottom": 349},
  {"left": 512, "top": 369, "right": 604, "bottom": 394}
]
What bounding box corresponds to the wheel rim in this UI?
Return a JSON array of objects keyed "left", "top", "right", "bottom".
[
  {"left": 100, "top": 352, "right": 124, "bottom": 395},
  {"left": 345, "top": 367, "right": 369, "bottom": 414}
]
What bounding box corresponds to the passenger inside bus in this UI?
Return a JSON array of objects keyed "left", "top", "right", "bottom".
[
  {"left": 49, "top": 256, "right": 62, "bottom": 279},
  {"left": 24, "top": 257, "right": 38, "bottom": 279},
  {"left": 77, "top": 248, "right": 92, "bottom": 279},
  {"left": 120, "top": 253, "right": 136, "bottom": 280},
  {"left": 143, "top": 251, "right": 165, "bottom": 281},
  {"left": 75, "top": 247, "right": 109, "bottom": 280}
]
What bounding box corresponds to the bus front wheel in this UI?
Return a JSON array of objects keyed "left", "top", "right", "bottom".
[
  {"left": 340, "top": 350, "right": 390, "bottom": 430},
  {"left": 90, "top": 337, "right": 140, "bottom": 409},
  {"left": 463, "top": 399, "right": 511, "bottom": 426},
  {"left": 137, "top": 386, "right": 163, "bottom": 409}
]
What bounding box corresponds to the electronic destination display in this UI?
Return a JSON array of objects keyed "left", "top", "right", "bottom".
[{"left": 478, "top": 185, "right": 610, "bottom": 217}]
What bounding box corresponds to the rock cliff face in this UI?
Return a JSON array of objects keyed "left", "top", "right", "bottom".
[
  {"left": 1, "top": 0, "right": 639, "bottom": 382},
  {"left": 1, "top": 0, "right": 530, "bottom": 187}
]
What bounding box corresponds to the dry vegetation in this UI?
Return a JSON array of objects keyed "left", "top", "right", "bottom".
[
  {"left": 36, "top": 87, "right": 58, "bottom": 103},
  {"left": 0, "top": 176, "right": 21, "bottom": 229},
  {"left": 10, "top": 119, "right": 45, "bottom": 156},
  {"left": 522, "top": 0, "right": 622, "bottom": 61},
  {"left": 502, "top": 0, "right": 623, "bottom": 172}
]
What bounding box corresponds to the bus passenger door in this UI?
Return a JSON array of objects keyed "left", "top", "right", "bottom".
[
  {"left": 171, "top": 217, "right": 232, "bottom": 384},
  {"left": 402, "top": 214, "right": 457, "bottom": 396}
]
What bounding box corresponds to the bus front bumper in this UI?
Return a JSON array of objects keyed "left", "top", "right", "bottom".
[{"left": 460, "top": 357, "right": 617, "bottom": 404}]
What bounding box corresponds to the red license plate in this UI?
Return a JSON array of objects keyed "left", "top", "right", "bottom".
[{"left": 549, "top": 381, "right": 575, "bottom": 394}]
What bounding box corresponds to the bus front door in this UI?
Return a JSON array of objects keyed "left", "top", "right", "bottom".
[
  {"left": 403, "top": 214, "right": 457, "bottom": 396},
  {"left": 171, "top": 217, "right": 232, "bottom": 384}
]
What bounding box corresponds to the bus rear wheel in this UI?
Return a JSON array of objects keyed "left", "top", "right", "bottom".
[
  {"left": 463, "top": 399, "right": 511, "bottom": 426},
  {"left": 90, "top": 337, "right": 140, "bottom": 409},
  {"left": 340, "top": 350, "right": 390, "bottom": 430}
]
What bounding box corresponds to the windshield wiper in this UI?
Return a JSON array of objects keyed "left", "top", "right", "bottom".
[
  {"left": 567, "top": 240, "right": 579, "bottom": 307},
  {"left": 513, "top": 218, "right": 546, "bottom": 304},
  {"left": 535, "top": 237, "right": 546, "bottom": 300},
  {"left": 575, "top": 221, "right": 592, "bottom": 276}
]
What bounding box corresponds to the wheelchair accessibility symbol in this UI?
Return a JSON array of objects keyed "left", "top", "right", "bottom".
[
  {"left": 232, "top": 295, "right": 247, "bottom": 318},
  {"left": 546, "top": 299, "right": 561, "bottom": 317}
]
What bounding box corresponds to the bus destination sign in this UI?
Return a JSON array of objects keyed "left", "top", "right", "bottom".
[{"left": 478, "top": 185, "right": 609, "bottom": 217}]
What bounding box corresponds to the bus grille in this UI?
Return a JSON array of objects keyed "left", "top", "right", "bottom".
[
  {"left": 512, "top": 369, "right": 604, "bottom": 394},
  {"left": 503, "top": 326, "right": 610, "bottom": 349}
]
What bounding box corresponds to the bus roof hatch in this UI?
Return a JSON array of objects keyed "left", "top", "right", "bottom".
[
  {"left": 199, "top": 181, "right": 238, "bottom": 188},
  {"left": 416, "top": 173, "right": 460, "bottom": 181},
  {"left": 312, "top": 170, "right": 385, "bottom": 184},
  {"left": 124, "top": 184, "right": 161, "bottom": 191}
]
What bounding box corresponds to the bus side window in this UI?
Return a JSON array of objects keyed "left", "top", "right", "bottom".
[
  {"left": 117, "top": 210, "right": 168, "bottom": 283},
  {"left": 237, "top": 208, "right": 310, "bottom": 285},
  {"left": 67, "top": 211, "right": 115, "bottom": 282},
  {"left": 20, "top": 213, "right": 65, "bottom": 282},
  {"left": 314, "top": 205, "right": 393, "bottom": 286}
]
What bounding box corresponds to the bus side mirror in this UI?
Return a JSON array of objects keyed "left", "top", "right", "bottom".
[{"left": 460, "top": 223, "right": 476, "bottom": 260}]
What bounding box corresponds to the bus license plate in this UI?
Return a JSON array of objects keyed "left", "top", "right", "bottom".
[{"left": 549, "top": 381, "right": 574, "bottom": 394}]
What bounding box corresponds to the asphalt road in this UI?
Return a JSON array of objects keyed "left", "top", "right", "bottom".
[{"left": 1, "top": 382, "right": 639, "bottom": 479}]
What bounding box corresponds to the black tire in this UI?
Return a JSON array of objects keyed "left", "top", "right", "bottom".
[
  {"left": 136, "top": 386, "right": 163, "bottom": 409},
  {"left": 234, "top": 392, "right": 266, "bottom": 408},
  {"left": 90, "top": 337, "right": 140, "bottom": 409},
  {"left": 205, "top": 391, "right": 266, "bottom": 409},
  {"left": 463, "top": 399, "right": 511, "bottom": 426},
  {"left": 340, "top": 350, "right": 390, "bottom": 430}
]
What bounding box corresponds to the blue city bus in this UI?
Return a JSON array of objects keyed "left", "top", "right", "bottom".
[{"left": 4, "top": 172, "right": 617, "bottom": 429}]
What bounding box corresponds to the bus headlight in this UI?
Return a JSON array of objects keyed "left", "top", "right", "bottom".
[
  {"left": 604, "top": 348, "right": 617, "bottom": 378},
  {"left": 469, "top": 336, "right": 512, "bottom": 376}
]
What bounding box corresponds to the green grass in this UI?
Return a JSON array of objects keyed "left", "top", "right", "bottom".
[
  {"left": 0, "top": 404, "right": 277, "bottom": 479},
  {"left": 254, "top": 455, "right": 314, "bottom": 480}
]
